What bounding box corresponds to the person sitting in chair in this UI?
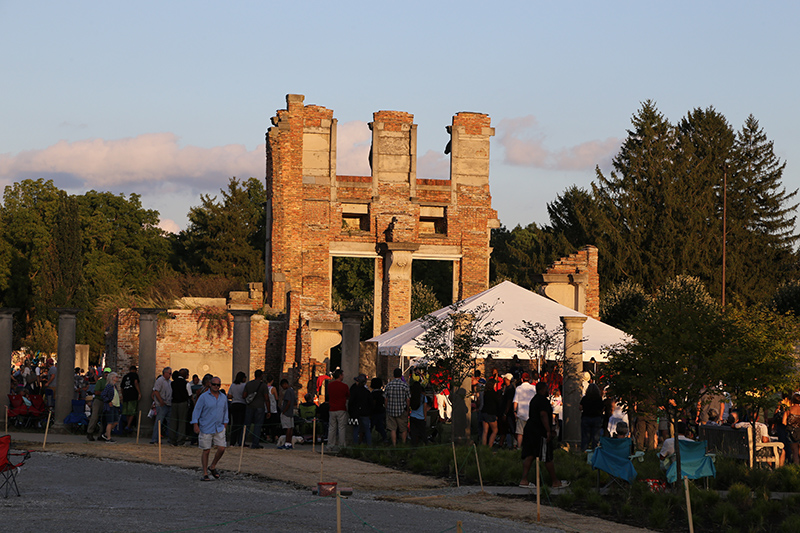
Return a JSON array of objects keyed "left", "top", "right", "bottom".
[{"left": 658, "top": 421, "right": 694, "bottom": 470}]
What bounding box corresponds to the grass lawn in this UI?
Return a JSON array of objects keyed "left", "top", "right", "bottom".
[{"left": 340, "top": 440, "right": 800, "bottom": 532}]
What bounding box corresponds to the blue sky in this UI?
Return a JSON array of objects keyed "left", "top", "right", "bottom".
[{"left": 2, "top": 1, "right": 798, "bottom": 233}]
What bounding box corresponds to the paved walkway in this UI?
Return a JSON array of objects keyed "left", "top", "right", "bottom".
[{"left": 5, "top": 430, "right": 650, "bottom": 532}]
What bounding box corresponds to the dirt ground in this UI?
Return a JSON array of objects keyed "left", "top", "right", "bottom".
[{"left": 13, "top": 436, "right": 650, "bottom": 532}]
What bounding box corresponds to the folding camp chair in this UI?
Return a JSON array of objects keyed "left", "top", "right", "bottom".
[
  {"left": 7, "top": 394, "right": 30, "bottom": 427},
  {"left": 63, "top": 400, "right": 89, "bottom": 431},
  {"left": 27, "top": 395, "right": 48, "bottom": 428},
  {"left": 590, "top": 437, "right": 642, "bottom": 488},
  {"left": 0, "top": 435, "right": 31, "bottom": 498},
  {"left": 665, "top": 439, "right": 716, "bottom": 485}
]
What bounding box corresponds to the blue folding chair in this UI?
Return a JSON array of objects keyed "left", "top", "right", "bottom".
[
  {"left": 590, "top": 437, "right": 641, "bottom": 487},
  {"left": 63, "top": 400, "right": 89, "bottom": 431},
  {"left": 665, "top": 439, "right": 716, "bottom": 484}
]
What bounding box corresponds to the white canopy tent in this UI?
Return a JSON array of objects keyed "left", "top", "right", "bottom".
[{"left": 367, "top": 280, "right": 630, "bottom": 368}]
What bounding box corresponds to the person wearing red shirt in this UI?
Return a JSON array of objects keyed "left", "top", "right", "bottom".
[{"left": 326, "top": 369, "right": 350, "bottom": 450}]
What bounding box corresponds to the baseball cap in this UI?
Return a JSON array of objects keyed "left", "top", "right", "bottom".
[{"left": 503, "top": 373, "right": 513, "bottom": 380}]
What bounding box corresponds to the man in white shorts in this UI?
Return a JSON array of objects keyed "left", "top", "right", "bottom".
[{"left": 191, "top": 376, "right": 229, "bottom": 481}]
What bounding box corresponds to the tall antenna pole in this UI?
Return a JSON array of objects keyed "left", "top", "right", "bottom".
[{"left": 722, "top": 165, "right": 727, "bottom": 308}]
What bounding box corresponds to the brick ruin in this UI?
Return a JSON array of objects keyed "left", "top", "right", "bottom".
[
  {"left": 540, "top": 245, "right": 600, "bottom": 319},
  {"left": 110, "top": 95, "right": 601, "bottom": 397},
  {"left": 265, "top": 94, "right": 500, "bottom": 390}
]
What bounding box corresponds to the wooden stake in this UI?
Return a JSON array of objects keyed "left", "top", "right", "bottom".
[
  {"left": 472, "top": 443, "right": 484, "bottom": 492},
  {"left": 320, "top": 442, "right": 325, "bottom": 483},
  {"left": 42, "top": 410, "right": 52, "bottom": 450},
  {"left": 5, "top": 405, "right": 7, "bottom": 434},
  {"left": 312, "top": 416, "right": 316, "bottom": 453},
  {"left": 452, "top": 441, "right": 460, "bottom": 487},
  {"left": 238, "top": 426, "right": 246, "bottom": 473},
  {"left": 336, "top": 491, "right": 342, "bottom": 533},
  {"left": 158, "top": 419, "right": 162, "bottom": 463},
  {"left": 684, "top": 476, "right": 694, "bottom": 533},
  {"left": 456, "top": 521, "right": 463, "bottom": 533},
  {"left": 536, "top": 458, "right": 541, "bottom": 522},
  {"left": 136, "top": 410, "right": 142, "bottom": 444}
]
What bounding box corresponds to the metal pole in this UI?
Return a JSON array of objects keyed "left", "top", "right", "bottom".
[{"left": 722, "top": 165, "right": 727, "bottom": 308}]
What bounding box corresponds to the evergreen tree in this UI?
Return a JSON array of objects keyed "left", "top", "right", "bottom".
[
  {"left": 592, "top": 101, "right": 685, "bottom": 292},
  {"left": 490, "top": 223, "right": 574, "bottom": 289}
]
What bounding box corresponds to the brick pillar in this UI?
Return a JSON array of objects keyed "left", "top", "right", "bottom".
[
  {"left": 231, "top": 310, "right": 257, "bottom": 380},
  {"left": 381, "top": 245, "right": 417, "bottom": 332},
  {"left": 0, "top": 308, "right": 19, "bottom": 411},
  {"left": 561, "top": 316, "right": 587, "bottom": 450},
  {"left": 134, "top": 308, "right": 164, "bottom": 433},
  {"left": 53, "top": 308, "right": 81, "bottom": 431}
]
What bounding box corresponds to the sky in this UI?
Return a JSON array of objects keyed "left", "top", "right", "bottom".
[{"left": 2, "top": 1, "right": 799, "bottom": 234}]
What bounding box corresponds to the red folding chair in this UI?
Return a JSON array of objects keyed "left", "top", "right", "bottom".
[
  {"left": 0, "top": 435, "right": 31, "bottom": 497},
  {"left": 7, "top": 394, "right": 30, "bottom": 427}
]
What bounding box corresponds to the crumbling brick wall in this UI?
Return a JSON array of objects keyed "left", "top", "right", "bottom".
[
  {"left": 546, "top": 245, "right": 600, "bottom": 319},
  {"left": 265, "top": 95, "right": 499, "bottom": 390}
]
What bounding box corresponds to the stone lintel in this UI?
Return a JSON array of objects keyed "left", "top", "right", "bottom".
[
  {"left": 330, "top": 241, "right": 378, "bottom": 257},
  {"left": 378, "top": 242, "right": 420, "bottom": 253},
  {"left": 308, "top": 320, "right": 343, "bottom": 331},
  {"left": 539, "top": 273, "right": 589, "bottom": 284}
]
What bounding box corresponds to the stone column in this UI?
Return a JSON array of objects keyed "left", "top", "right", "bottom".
[
  {"left": 134, "top": 308, "right": 165, "bottom": 433},
  {"left": 340, "top": 312, "right": 363, "bottom": 382},
  {"left": 231, "top": 309, "right": 257, "bottom": 380},
  {"left": 0, "top": 308, "right": 19, "bottom": 411},
  {"left": 53, "top": 308, "right": 81, "bottom": 431},
  {"left": 561, "top": 316, "right": 587, "bottom": 450},
  {"left": 381, "top": 244, "right": 418, "bottom": 333}
]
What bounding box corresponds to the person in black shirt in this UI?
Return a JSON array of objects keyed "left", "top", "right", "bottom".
[
  {"left": 519, "top": 381, "right": 568, "bottom": 489},
  {"left": 580, "top": 383, "right": 604, "bottom": 451},
  {"left": 169, "top": 369, "right": 191, "bottom": 445},
  {"left": 481, "top": 378, "right": 501, "bottom": 447},
  {"left": 120, "top": 366, "right": 140, "bottom": 433}
]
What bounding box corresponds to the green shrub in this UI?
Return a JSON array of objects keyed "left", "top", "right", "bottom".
[
  {"left": 648, "top": 499, "right": 671, "bottom": 530},
  {"left": 781, "top": 514, "right": 800, "bottom": 533},
  {"left": 727, "top": 482, "right": 753, "bottom": 510},
  {"left": 556, "top": 491, "right": 576, "bottom": 509},
  {"left": 712, "top": 500, "right": 738, "bottom": 530}
]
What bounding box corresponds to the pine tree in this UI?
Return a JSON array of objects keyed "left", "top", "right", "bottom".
[{"left": 592, "top": 101, "right": 685, "bottom": 292}]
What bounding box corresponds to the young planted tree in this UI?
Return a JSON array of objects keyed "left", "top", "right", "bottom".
[
  {"left": 605, "top": 275, "right": 726, "bottom": 482},
  {"left": 416, "top": 299, "right": 501, "bottom": 440},
  {"left": 722, "top": 304, "right": 800, "bottom": 467},
  {"left": 513, "top": 320, "right": 564, "bottom": 376}
]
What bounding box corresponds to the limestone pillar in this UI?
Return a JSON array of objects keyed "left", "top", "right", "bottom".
[
  {"left": 381, "top": 244, "right": 417, "bottom": 333},
  {"left": 0, "top": 308, "right": 19, "bottom": 411},
  {"left": 561, "top": 316, "right": 587, "bottom": 450},
  {"left": 53, "top": 308, "right": 81, "bottom": 431},
  {"left": 340, "top": 312, "right": 363, "bottom": 382},
  {"left": 231, "top": 309, "right": 257, "bottom": 380},
  {"left": 134, "top": 308, "right": 164, "bottom": 432}
]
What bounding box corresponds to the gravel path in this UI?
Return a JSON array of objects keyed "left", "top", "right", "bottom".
[{"left": 1, "top": 449, "right": 561, "bottom": 533}]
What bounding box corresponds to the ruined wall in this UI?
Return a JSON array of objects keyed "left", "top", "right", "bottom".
[
  {"left": 544, "top": 245, "right": 600, "bottom": 319},
  {"left": 265, "top": 94, "right": 499, "bottom": 390},
  {"left": 116, "top": 310, "right": 284, "bottom": 387}
]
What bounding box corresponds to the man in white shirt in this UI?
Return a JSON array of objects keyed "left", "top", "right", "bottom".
[
  {"left": 512, "top": 372, "right": 536, "bottom": 449},
  {"left": 658, "top": 421, "right": 694, "bottom": 469}
]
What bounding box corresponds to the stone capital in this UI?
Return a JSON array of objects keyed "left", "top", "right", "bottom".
[{"left": 52, "top": 307, "right": 82, "bottom": 317}]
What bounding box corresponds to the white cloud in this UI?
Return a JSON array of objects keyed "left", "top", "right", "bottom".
[
  {"left": 158, "top": 218, "right": 181, "bottom": 234},
  {"left": 417, "top": 149, "right": 449, "bottom": 179},
  {"left": 0, "top": 133, "right": 265, "bottom": 189},
  {"left": 497, "top": 115, "right": 619, "bottom": 171},
  {"left": 336, "top": 121, "right": 371, "bottom": 176}
]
